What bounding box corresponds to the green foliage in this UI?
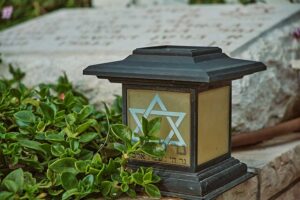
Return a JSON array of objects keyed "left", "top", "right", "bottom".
[
  {"left": 0, "top": 67, "right": 165, "bottom": 199},
  {"left": 238, "top": 0, "right": 256, "bottom": 4},
  {"left": 189, "top": 0, "right": 257, "bottom": 4},
  {"left": 0, "top": 0, "right": 91, "bottom": 31},
  {"left": 189, "top": 0, "right": 225, "bottom": 4}
]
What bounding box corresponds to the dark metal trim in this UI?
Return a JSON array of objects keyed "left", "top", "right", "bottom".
[
  {"left": 161, "top": 172, "right": 254, "bottom": 200},
  {"left": 122, "top": 83, "right": 193, "bottom": 92},
  {"left": 190, "top": 88, "right": 197, "bottom": 172},
  {"left": 153, "top": 157, "right": 253, "bottom": 198},
  {"left": 228, "top": 83, "right": 232, "bottom": 154},
  {"left": 122, "top": 84, "right": 128, "bottom": 124},
  {"left": 196, "top": 153, "right": 231, "bottom": 172}
]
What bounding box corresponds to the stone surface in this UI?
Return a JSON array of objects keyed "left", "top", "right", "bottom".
[
  {"left": 233, "top": 133, "right": 300, "bottom": 200},
  {"left": 0, "top": 5, "right": 300, "bottom": 132},
  {"left": 92, "top": 0, "right": 188, "bottom": 7},
  {"left": 291, "top": 59, "right": 300, "bottom": 69},
  {"left": 216, "top": 176, "right": 258, "bottom": 200},
  {"left": 276, "top": 181, "right": 300, "bottom": 200}
]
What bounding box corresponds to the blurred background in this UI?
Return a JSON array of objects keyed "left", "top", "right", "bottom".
[
  {"left": 0, "top": 1, "right": 300, "bottom": 199},
  {"left": 1, "top": 0, "right": 300, "bottom": 31}
]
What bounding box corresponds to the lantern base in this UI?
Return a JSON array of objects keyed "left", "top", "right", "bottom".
[{"left": 155, "top": 157, "right": 254, "bottom": 200}]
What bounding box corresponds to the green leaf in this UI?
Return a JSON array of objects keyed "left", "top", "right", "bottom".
[
  {"left": 51, "top": 144, "right": 65, "bottom": 157},
  {"left": 0, "top": 191, "right": 14, "bottom": 199},
  {"left": 22, "top": 98, "right": 40, "bottom": 107},
  {"left": 132, "top": 172, "right": 143, "bottom": 185},
  {"left": 46, "top": 169, "right": 61, "bottom": 186},
  {"left": 111, "top": 174, "right": 121, "bottom": 182},
  {"left": 152, "top": 174, "right": 161, "bottom": 183},
  {"left": 49, "top": 158, "right": 77, "bottom": 174},
  {"left": 61, "top": 172, "right": 78, "bottom": 190},
  {"left": 78, "top": 105, "right": 94, "bottom": 121},
  {"left": 121, "top": 175, "right": 132, "bottom": 184},
  {"left": 101, "top": 181, "right": 112, "bottom": 196},
  {"left": 75, "top": 119, "right": 97, "bottom": 135},
  {"left": 121, "top": 183, "right": 129, "bottom": 192},
  {"left": 45, "top": 131, "right": 65, "bottom": 142},
  {"left": 142, "top": 142, "right": 166, "bottom": 158},
  {"left": 110, "top": 185, "right": 122, "bottom": 197},
  {"left": 126, "top": 188, "right": 137, "bottom": 198},
  {"left": 79, "top": 132, "right": 98, "bottom": 143},
  {"left": 142, "top": 117, "right": 148, "bottom": 135},
  {"left": 62, "top": 188, "right": 79, "bottom": 200},
  {"left": 37, "top": 121, "right": 46, "bottom": 132},
  {"left": 91, "top": 153, "right": 102, "bottom": 166},
  {"left": 104, "top": 159, "right": 120, "bottom": 175},
  {"left": 0, "top": 123, "right": 6, "bottom": 133},
  {"left": 2, "top": 180, "right": 18, "bottom": 193},
  {"left": 49, "top": 189, "right": 64, "bottom": 196},
  {"left": 40, "top": 102, "right": 56, "bottom": 121},
  {"left": 18, "top": 139, "right": 46, "bottom": 155},
  {"left": 65, "top": 113, "right": 76, "bottom": 126},
  {"left": 75, "top": 160, "right": 90, "bottom": 173},
  {"left": 79, "top": 175, "right": 94, "bottom": 193},
  {"left": 69, "top": 139, "right": 79, "bottom": 152},
  {"left": 144, "top": 184, "right": 161, "bottom": 198},
  {"left": 1, "top": 168, "right": 24, "bottom": 193},
  {"left": 143, "top": 171, "right": 152, "bottom": 184},
  {"left": 78, "top": 149, "right": 93, "bottom": 160},
  {"left": 111, "top": 124, "right": 132, "bottom": 144},
  {"left": 147, "top": 117, "right": 161, "bottom": 136},
  {"left": 64, "top": 127, "right": 75, "bottom": 138},
  {"left": 113, "top": 142, "right": 126, "bottom": 152},
  {"left": 14, "top": 110, "right": 35, "bottom": 127}
]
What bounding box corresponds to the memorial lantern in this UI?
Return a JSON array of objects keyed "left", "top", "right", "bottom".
[{"left": 83, "top": 46, "right": 266, "bottom": 199}]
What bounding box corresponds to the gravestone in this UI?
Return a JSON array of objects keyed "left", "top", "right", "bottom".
[
  {"left": 0, "top": 4, "right": 300, "bottom": 133},
  {"left": 92, "top": 0, "right": 188, "bottom": 7}
]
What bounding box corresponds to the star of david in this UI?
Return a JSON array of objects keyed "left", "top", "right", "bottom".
[{"left": 129, "top": 94, "right": 187, "bottom": 146}]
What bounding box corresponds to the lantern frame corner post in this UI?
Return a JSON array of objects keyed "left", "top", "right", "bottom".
[
  {"left": 190, "top": 87, "right": 198, "bottom": 172},
  {"left": 122, "top": 84, "right": 128, "bottom": 125}
]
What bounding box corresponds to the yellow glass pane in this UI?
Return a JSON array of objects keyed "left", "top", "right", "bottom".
[
  {"left": 197, "top": 86, "right": 229, "bottom": 165},
  {"left": 127, "top": 89, "right": 191, "bottom": 166}
]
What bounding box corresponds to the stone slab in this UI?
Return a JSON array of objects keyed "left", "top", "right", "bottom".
[
  {"left": 233, "top": 133, "right": 300, "bottom": 200},
  {"left": 216, "top": 176, "right": 258, "bottom": 200},
  {"left": 0, "top": 5, "right": 299, "bottom": 55},
  {"left": 0, "top": 4, "right": 300, "bottom": 132},
  {"left": 275, "top": 181, "right": 300, "bottom": 200},
  {"left": 92, "top": 0, "right": 188, "bottom": 7}
]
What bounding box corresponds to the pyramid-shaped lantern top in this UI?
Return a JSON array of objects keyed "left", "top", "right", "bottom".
[{"left": 83, "top": 45, "right": 266, "bottom": 84}]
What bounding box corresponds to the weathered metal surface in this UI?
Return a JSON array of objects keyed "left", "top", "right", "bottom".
[{"left": 83, "top": 46, "right": 266, "bottom": 84}]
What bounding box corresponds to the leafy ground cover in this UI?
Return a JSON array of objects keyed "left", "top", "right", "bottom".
[{"left": 0, "top": 66, "right": 166, "bottom": 199}]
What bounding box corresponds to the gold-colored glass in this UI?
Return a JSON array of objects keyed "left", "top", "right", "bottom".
[
  {"left": 197, "top": 86, "right": 230, "bottom": 165},
  {"left": 127, "top": 89, "right": 191, "bottom": 166}
]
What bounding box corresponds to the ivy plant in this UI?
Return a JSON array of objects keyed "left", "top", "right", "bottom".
[{"left": 0, "top": 66, "right": 166, "bottom": 199}]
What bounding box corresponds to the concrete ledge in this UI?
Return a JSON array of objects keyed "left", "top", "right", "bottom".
[{"left": 233, "top": 133, "right": 300, "bottom": 200}]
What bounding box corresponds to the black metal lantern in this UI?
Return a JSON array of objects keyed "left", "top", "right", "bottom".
[{"left": 83, "top": 46, "right": 266, "bottom": 199}]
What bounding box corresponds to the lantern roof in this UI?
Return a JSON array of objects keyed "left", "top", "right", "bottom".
[{"left": 83, "top": 45, "right": 266, "bottom": 84}]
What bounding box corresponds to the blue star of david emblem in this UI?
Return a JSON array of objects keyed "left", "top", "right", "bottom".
[{"left": 129, "top": 94, "right": 187, "bottom": 146}]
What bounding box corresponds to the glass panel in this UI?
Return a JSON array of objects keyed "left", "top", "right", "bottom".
[
  {"left": 197, "top": 86, "right": 229, "bottom": 165},
  {"left": 127, "top": 89, "right": 191, "bottom": 167}
]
